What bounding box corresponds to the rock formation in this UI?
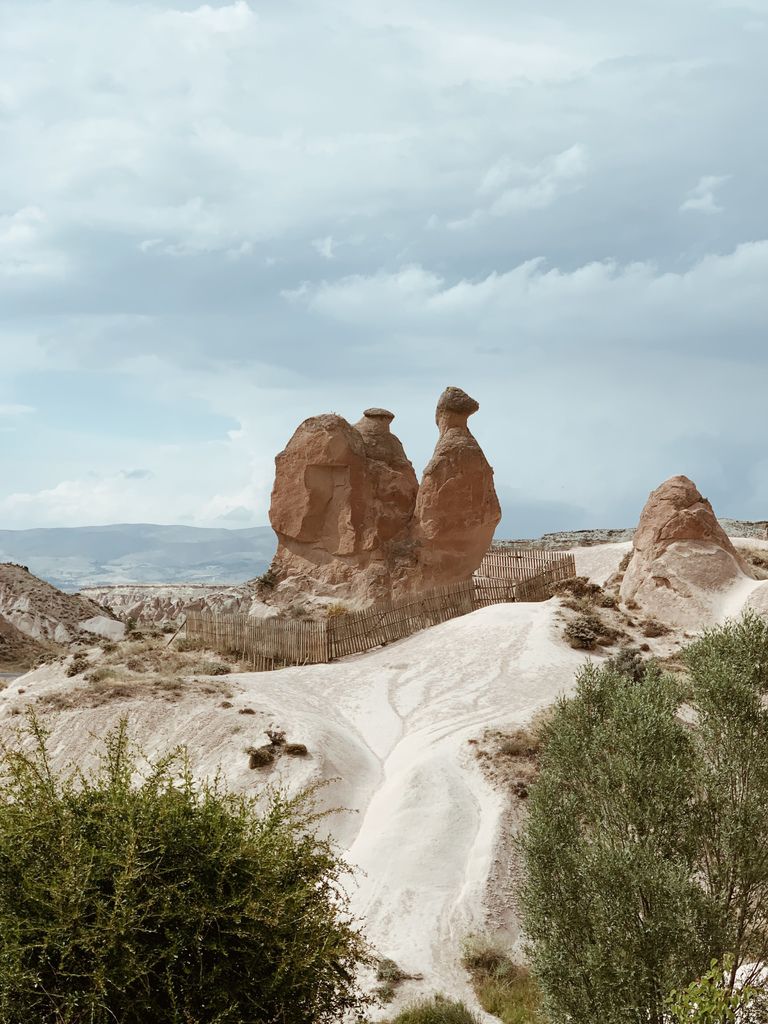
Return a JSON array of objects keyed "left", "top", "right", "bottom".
[
  {"left": 267, "top": 388, "right": 501, "bottom": 602},
  {"left": 620, "top": 475, "right": 755, "bottom": 627},
  {"left": 414, "top": 387, "right": 501, "bottom": 587}
]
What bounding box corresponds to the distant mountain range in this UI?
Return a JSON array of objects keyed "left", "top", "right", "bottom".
[{"left": 0, "top": 524, "right": 276, "bottom": 592}]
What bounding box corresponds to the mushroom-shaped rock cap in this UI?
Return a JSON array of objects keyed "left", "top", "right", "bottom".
[
  {"left": 362, "top": 407, "right": 395, "bottom": 421},
  {"left": 355, "top": 408, "right": 397, "bottom": 439},
  {"left": 435, "top": 387, "right": 479, "bottom": 431}
]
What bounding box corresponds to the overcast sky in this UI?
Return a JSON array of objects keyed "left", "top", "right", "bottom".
[{"left": 1, "top": 0, "right": 767, "bottom": 537}]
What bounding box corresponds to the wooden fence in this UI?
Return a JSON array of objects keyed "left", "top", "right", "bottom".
[
  {"left": 475, "top": 547, "right": 576, "bottom": 586},
  {"left": 185, "top": 547, "right": 577, "bottom": 671}
]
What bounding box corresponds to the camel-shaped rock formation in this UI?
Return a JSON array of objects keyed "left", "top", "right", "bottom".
[{"left": 268, "top": 387, "right": 501, "bottom": 602}]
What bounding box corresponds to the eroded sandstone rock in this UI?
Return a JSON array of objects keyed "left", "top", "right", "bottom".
[
  {"left": 414, "top": 387, "right": 501, "bottom": 588},
  {"left": 267, "top": 388, "right": 500, "bottom": 602},
  {"left": 620, "top": 474, "right": 755, "bottom": 628}
]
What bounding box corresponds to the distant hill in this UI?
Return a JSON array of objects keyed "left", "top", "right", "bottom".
[{"left": 0, "top": 524, "right": 275, "bottom": 592}]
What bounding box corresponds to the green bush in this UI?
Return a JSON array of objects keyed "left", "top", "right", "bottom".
[
  {"left": 0, "top": 715, "right": 371, "bottom": 1024},
  {"left": 604, "top": 645, "right": 647, "bottom": 683},
  {"left": 520, "top": 612, "right": 768, "bottom": 1024},
  {"left": 666, "top": 957, "right": 762, "bottom": 1023},
  {"left": 389, "top": 995, "right": 479, "bottom": 1024}
]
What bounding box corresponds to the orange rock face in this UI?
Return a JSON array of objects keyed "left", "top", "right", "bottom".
[
  {"left": 414, "top": 387, "right": 502, "bottom": 588},
  {"left": 620, "top": 474, "right": 755, "bottom": 627},
  {"left": 268, "top": 388, "right": 501, "bottom": 601}
]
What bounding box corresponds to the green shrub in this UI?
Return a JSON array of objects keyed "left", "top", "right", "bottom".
[
  {"left": 389, "top": 995, "right": 479, "bottom": 1024},
  {"left": 520, "top": 613, "right": 768, "bottom": 1024},
  {"left": 563, "top": 612, "right": 603, "bottom": 649},
  {"left": 65, "top": 652, "right": 89, "bottom": 677},
  {"left": 174, "top": 636, "right": 203, "bottom": 653},
  {"left": 197, "top": 660, "right": 231, "bottom": 676},
  {"left": 0, "top": 715, "right": 371, "bottom": 1024},
  {"left": 604, "top": 645, "right": 647, "bottom": 683},
  {"left": 666, "top": 957, "right": 762, "bottom": 1023}
]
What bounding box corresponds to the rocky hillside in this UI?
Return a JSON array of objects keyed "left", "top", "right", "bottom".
[
  {"left": 82, "top": 581, "right": 277, "bottom": 626},
  {"left": 0, "top": 563, "right": 125, "bottom": 670},
  {"left": 0, "top": 614, "right": 49, "bottom": 673},
  {"left": 499, "top": 518, "right": 768, "bottom": 549}
]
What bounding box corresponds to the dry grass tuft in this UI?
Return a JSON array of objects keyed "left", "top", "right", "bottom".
[{"left": 462, "top": 937, "right": 544, "bottom": 1024}]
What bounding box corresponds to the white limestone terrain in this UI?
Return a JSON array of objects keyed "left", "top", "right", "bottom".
[{"left": 2, "top": 538, "right": 768, "bottom": 1016}]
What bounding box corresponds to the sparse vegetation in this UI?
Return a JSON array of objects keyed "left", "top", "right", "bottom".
[
  {"left": 563, "top": 611, "right": 619, "bottom": 650},
  {"left": 642, "top": 617, "right": 671, "bottom": 638},
  {"left": 388, "top": 995, "right": 479, "bottom": 1024},
  {"left": 373, "top": 956, "right": 420, "bottom": 1004},
  {"left": 462, "top": 936, "right": 544, "bottom": 1024},
  {"left": 256, "top": 567, "right": 278, "bottom": 589},
  {"left": 605, "top": 645, "right": 648, "bottom": 682},
  {"left": 550, "top": 576, "right": 602, "bottom": 601},
  {"left": 0, "top": 716, "right": 372, "bottom": 1024},
  {"left": 65, "top": 651, "right": 89, "bottom": 677},
  {"left": 174, "top": 636, "right": 204, "bottom": 653},
  {"left": 39, "top": 635, "right": 236, "bottom": 710},
  {"left": 247, "top": 730, "right": 309, "bottom": 769},
  {"left": 248, "top": 745, "right": 275, "bottom": 768}
]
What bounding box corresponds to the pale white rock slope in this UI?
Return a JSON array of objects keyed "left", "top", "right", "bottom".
[
  {"left": 0, "top": 599, "right": 587, "bottom": 1013},
  {"left": 4, "top": 538, "right": 768, "bottom": 1016}
]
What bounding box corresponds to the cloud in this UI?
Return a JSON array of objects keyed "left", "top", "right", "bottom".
[
  {"left": 449, "top": 145, "right": 588, "bottom": 229},
  {"left": 2, "top": 0, "right": 768, "bottom": 532},
  {"left": 287, "top": 242, "right": 768, "bottom": 362},
  {"left": 680, "top": 175, "right": 730, "bottom": 214},
  {"left": 121, "top": 468, "right": 153, "bottom": 480},
  {"left": 0, "top": 404, "right": 35, "bottom": 416},
  {"left": 163, "top": 2, "right": 257, "bottom": 36},
  {"left": 0, "top": 207, "right": 68, "bottom": 280},
  {"left": 312, "top": 236, "right": 336, "bottom": 260}
]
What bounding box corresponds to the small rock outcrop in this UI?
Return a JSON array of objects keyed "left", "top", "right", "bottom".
[
  {"left": 267, "top": 388, "right": 501, "bottom": 602},
  {"left": 620, "top": 475, "right": 755, "bottom": 627}
]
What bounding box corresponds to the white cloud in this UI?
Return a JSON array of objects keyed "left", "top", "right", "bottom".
[
  {"left": 680, "top": 175, "right": 730, "bottom": 214},
  {"left": 288, "top": 242, "right": 768, "bottom": 352},
  {"left": 0, "top": 207, "right": 68, "bottom": 280},
  {"left": 0, "top": 404, "right": 35, "bottom": 416},
  {"left": 2, "top": 0, "right": 768, "bottom": 530},
  {"left": 167, "top": 2, "right": 257, "bottom": 35},
  {"left": 312, "top": 235, "right": 337, "bottom": 260},
  {"left": 449, "top": 145, "right": 588, "bottom": 229}
]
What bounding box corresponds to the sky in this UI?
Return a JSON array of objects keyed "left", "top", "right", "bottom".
[{"left": 1, "top": 0, "right": 768, "bottom": 537}]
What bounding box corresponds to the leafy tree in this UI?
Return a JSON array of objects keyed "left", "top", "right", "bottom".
[
  {"left": 519, "top": 613, "right": 768, "bottom": 1024},
  {"left": 0, "top": 715, "right": 371, "bottom": 1024},
  {"left": 666, "top": 957, "right": 760, "bottom": 1023},
  {"left": 684, "top": 616, "right": 768, "bottom": 995}
]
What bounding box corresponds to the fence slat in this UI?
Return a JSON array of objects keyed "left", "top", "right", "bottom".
[{"left": 186, "top": 547, "right": 576, "bottom": 671}]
